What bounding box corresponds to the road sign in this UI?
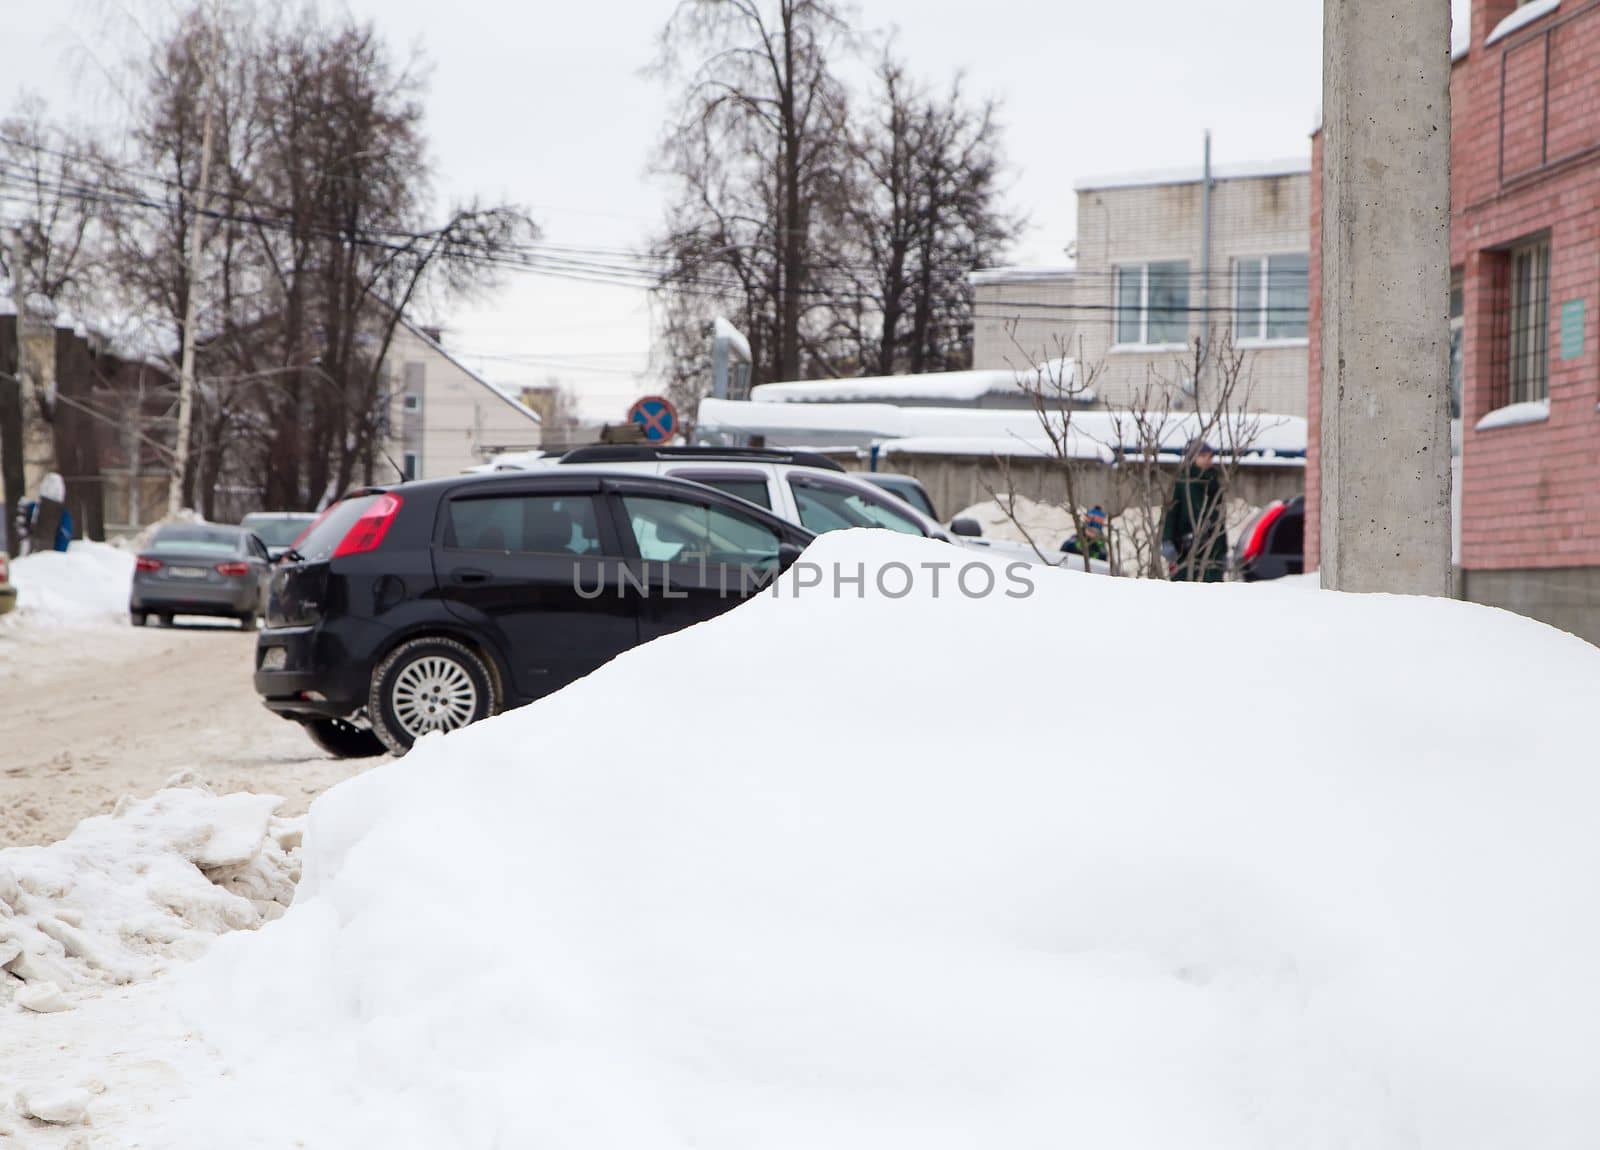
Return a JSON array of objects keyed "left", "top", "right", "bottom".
[{"left": 627, "top": 395, "right": 678, "bottom": 442}]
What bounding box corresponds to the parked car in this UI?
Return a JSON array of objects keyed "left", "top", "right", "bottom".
[
  {"left": 0, "top": 551, "right": 15, "bottom": 616},
  {"left": 553, "top": 447, "right": 1110, "bottom": 573},
  {"left": 254, "top": 470, "right": 814, "bottom": 758},
  {"left": 859, "top": 472, "right": 938, "bottom": 521},
  {"left": 1231, "top": 495, "right": 1305, "bottom": 581},
  {"left": 131, "top": 523, "right": 273, "bottom": 628},
  {"left": 240, "top": 511, "right": 319, "bottom": 561}
]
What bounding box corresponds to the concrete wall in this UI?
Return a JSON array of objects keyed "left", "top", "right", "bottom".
[
  {"left": 974, "top": 169, "right": 1311, "bottom": 416},
  {"left": 384, "top": 325, "right": 542, "bottom": 479},
  {"left": 1461, "top": 567, "right": 1600, "bottom": 646}
]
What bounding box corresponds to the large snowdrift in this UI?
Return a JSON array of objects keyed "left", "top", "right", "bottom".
[
  {"left": 5, "top": 541, "right": 133, "bottom": 628},
  {"left": 122, "top": 533, "right": 1600, "bottom": 1145}
]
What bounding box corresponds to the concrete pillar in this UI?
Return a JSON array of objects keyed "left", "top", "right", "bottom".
[{"left": 1320, "top": 0, "right": 1453, "bottom": 594}]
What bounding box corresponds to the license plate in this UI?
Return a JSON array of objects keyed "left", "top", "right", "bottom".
[
  {"left": 260, "top": 648, "right": 287, "bottom": 671},
  {"left": 169, "top": 566, "right": 207, "bottom": 579}
]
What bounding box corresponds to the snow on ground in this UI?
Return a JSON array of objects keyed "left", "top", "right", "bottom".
[
  {"left": 14, "top": 529, "right": 1600, "bottom": 1148},
  {"left": 954, "top": 495, "right": 1260, "bottom": 573},
  {"left": 0, "top": 532, "right": 383, "bottom": 848},
  {"left": 0, "top": 778, "right": 300, "bottom": 1002},
  {"left": 0, "top": 780, "right": 302, "bottom": 1140},
  {"left": 4, "top": 542, "right": 134, "bottom": 629}
]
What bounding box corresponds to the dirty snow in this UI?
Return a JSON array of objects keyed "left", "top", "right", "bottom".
[
  {"left": 7, "top": 529, "right": 1593, "bottom": 1148},
  {"left": 0, "top": 778, "right": 300, "bottom": 1004},
  {"left": 4, "top": 541, "right": 134, "bottom": 629}
]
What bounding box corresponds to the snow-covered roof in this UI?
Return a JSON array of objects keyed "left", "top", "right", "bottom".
[
  {"left": 697, "top": 398, "right": 1306, "bottom": 456},
  {"left": 878, "top": 434, "right": 1113, "bottom": 463},
  {"left": 1486, "top": 0, "right": 1560, "bottom": 44},
  {"left": 399, "top": 318, "right": 542, "bottom": 425},
  {"left": 1074, "top": 156, "right": 1310, "bottom": 193},
  {"left": 749, "top": 359, "right": 1083, "bottom": 405},
  {"left": 968, "top": 266, "right": 1077, "bottom": 287}
]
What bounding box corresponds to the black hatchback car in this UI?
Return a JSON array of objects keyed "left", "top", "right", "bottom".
[{"left": 255, "top": 470, "right": 814, "bottom": 757}]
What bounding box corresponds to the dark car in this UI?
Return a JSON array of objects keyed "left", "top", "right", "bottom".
[
  {"left": 254, "top": 471, "right": 814, "bottom": 758},
  {"left": 1231, "top": 495, "right": 1305, "bottom": 581},
  {"left": 240, "top": 511, "right": 319, "bottom": 561},
  {"left": 131, "top": 523, "right": 272, "bottom": 628},
  {"left": 859, "top": 473, "right": 938, "bottom": 521}
]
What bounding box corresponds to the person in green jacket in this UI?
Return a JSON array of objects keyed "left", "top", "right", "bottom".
[{"left": 1162, "top": 440, "right": 1228, "bottom": 582}]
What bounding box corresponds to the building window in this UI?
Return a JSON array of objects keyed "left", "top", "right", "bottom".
[
  {"left": 403, "top": 452, "right": 419, "bottom": 482},
  {"left": 403, "top": 394, "right": 421, "bottom": 412},
  {"left": 1234, "top": 254, "right": 1309, "bottom": 342},
  {"left": 1449, "top": 267, "right": 1464, "bottom": 419},
  {"left": 1115, "top": 261, "right": 1190, "bottom": 347},
  {"left": 1507, "top": 238, "right": 1549, "bottom": 405}
]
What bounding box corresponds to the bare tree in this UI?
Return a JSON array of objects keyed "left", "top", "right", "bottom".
[
  {"left": 836, "top": 50, "right": 1018, "bottom": 376},
  {"left": 91, "top": 2, "right": 532, "bottom": 514},
  {"left": 0, "top": 96, "right": 104, "bottom": 309},
  {"left": 988, "top": 328, "right": 1265, "bottom": 580},
  {"left": 653, "top": 0, "right": 853, "bottom": 387}
]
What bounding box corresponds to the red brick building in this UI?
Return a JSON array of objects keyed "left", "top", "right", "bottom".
[{"left": 1310, "top": 0, "right": 1600, "bottom": 642}]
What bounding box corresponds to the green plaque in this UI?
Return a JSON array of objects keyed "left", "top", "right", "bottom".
[{"left": 1560, "top": 298, "right": 1585, "bottom": 360}]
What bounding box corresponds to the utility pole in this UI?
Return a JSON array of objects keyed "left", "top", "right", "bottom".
[
  {"left": 2, "top": 231, "right": 24, "bottom": 556},
  {"left": 1198, "top": 130, "right": 1213, "bottom": 405},
  {"left": 167, "top": 26, "right": 219, "bottom": 520},
  {"left": 1320, "top": 0, "right": 1453, "bottom": 594}
]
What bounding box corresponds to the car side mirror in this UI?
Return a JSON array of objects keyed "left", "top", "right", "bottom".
[
  {"left": 949, "top": 517, "right": 983, "bottom": 538},
  {"left": 777, "top": 541, "right": 805, "bottom": 571}
]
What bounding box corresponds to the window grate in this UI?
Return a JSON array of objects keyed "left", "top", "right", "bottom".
[{"left": 1506, "top": 239, "right": 1549, "bottom": 406}]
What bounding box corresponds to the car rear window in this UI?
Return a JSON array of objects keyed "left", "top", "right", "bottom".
[
  {"left": 148, "top": 526, "right": 243, "bottom": 557},
  {"left": 242, "top": 514, "right": 315, "bottom": 547},
  {"left": 443, "top": 494, "right": 602, "bottom": 555},
  {"left": 294, "top": 495, "right": 382, "bottom": 561},
  {"left": 668, "top": 472, "right": 773, "bottom": 510}
]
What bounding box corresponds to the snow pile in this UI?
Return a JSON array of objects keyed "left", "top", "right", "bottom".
[
  {"left": 954, "top": 493, "right": 1080, "bottom": 549},
  {"left": 5, "top": 541, "right": 134, "bottom": 628},
  {"left": 134, "top": 531, "right": 1600, "bottom": 1147},
  {"left": 750, "top": 358, "right": 1081, "bottom": 405},
  {"left": 0, "top": 778, "right": 300, "bottom": 1005},
  {"left": 953, "top": 496, "right": 1260, "bottom": 574}
]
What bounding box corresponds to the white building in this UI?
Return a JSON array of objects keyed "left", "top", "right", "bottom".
[
  {"left": 972, "top": 158, "right": 1311, "bottom": 416},
  {"left": 383, "top": 321, "right": 543, "bottom": 480}
]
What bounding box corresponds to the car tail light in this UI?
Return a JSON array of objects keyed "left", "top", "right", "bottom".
[
  {"left": 332, "top": 493, "right": 403, "bottom": 558},
  {"left": 0, "top": 554, "right": 8, "bottom": 582},
  {"left": 1241, "top": 502, "right": 1287, "bottom": 565},
  {"left": 135, "top": 556, "right": 163, "bottom": 573},
  {"left": 215, "top": 561, "right": 251, "bottom": 576}
]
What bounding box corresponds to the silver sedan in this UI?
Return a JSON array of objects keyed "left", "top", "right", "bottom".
[{"left": 130, "top": 524, "right": 272, "bottom": 629}]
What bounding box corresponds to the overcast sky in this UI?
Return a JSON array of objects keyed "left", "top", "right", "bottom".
[{"left": 7, "top": 0, "right": 1417, "bottom": 419}]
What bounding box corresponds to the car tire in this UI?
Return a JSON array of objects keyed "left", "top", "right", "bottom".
[
  {"left": 130, "top": 611, "right": 147, "bottom": 627},
  {"left": 158, "top": 614, "right": 175, "bottom": 628},
  {"left": 302, "top": 717, "right": 387, "bottom": 760},
  {"left": 367, "top": 636, "right": 499, "bottom": 756},
  {"left": 239, "top": 612, "right": 258, "bottom": 632}
]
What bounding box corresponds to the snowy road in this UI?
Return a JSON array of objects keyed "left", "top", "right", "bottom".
[{"left": 0, "top": 620, "right": 382, "bottom": 848}]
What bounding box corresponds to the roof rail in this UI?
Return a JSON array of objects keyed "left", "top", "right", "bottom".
[{"left": 558, "top": 444, "right": 846, "bottom": 472}]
